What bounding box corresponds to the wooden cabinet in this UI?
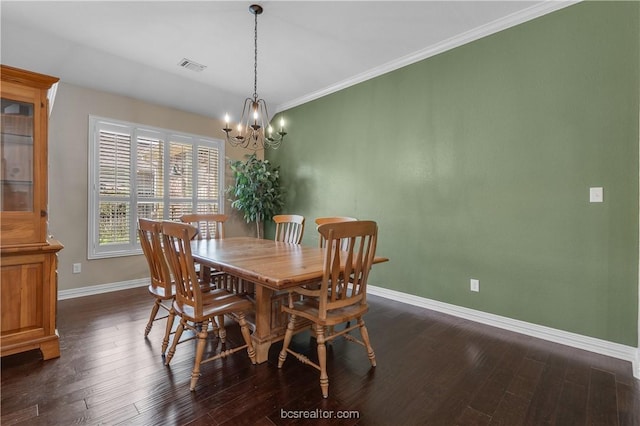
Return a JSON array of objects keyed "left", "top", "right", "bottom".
[
  {"left": 1, "top": 65, "right": 63, "bottom": 360},
  {"left": 1, "top": 241, "right": 63, "bottom": 359}
]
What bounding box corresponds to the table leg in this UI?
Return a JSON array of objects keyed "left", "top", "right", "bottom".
[{"left": 252, "top": 285, "right": 274, "bottom": 363}]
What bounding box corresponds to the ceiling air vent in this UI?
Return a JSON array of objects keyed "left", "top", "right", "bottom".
[{"left": 178, "top": 58, "right": 207, "bottom": 72}]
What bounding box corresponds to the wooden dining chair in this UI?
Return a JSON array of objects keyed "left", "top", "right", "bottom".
[
  {"left": 138, "top": 218, "right": 175, "bottom": 353},
  {"left": 278, "top": 220, "right": 378, "bottom": 398},
  {"left": 179, "top": 213, "right": 228, "bottom": 240},
  {"left": 313, "top": 216, "right": 357, "bottom": 226},
  {"left": 161, "top": 221, "right": 256, "bottom": 391},
  {"left": 314, "top": 216, "right": 357, "bottom": 248},
  {"left": 313, "top": 216, "right": 359, "bottom": 308},
  {"left": 273, "top": 214, "right": 305, "bottom": 244},
  {"left": 139, "top": 218, "right": 205, "bottom": 355},
  {"left": 180, "top": 213, "right": 232, "bottom": 290}
]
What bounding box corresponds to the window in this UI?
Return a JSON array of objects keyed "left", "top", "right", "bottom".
[{"left": 88, "top": 116, "right": 224, "bottom": 259}]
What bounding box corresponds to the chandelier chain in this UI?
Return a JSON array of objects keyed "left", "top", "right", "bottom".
[{"left": 253, "top": 11, "right": 258, "bottom": 99}]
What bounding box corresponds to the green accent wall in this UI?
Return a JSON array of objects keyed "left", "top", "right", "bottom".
[{"left": 267, "top": 2, "right": 639, "bottom": 346}]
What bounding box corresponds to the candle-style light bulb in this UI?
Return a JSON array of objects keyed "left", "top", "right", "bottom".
[
  {"left": 224, "top": 114, "right": 230, "bottom": 128},
  {"left": 268, "top": 125, "right": 273, "bottom": 135},
  {"left": 279, "top": 117, "right": 285, "bottom": 132}
]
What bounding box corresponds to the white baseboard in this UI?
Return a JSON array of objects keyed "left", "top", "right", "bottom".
[
  {"left": 368, "top": 285, "right": 640, "bottom": 380},
  {"left": 58, "top": 278, "right": 148, "bottom": 300}
]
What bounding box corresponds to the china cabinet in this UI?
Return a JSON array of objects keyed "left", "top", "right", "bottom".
[{"left": 1, "top": 65, "right": 63, "bottom": 360}]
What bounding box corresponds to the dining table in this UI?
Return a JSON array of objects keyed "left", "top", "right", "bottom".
[{"left": 190, "top": 236, "right": 388, "bottom": 363}]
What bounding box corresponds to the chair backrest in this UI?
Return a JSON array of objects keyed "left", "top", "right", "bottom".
[
  {"left": 180, "top": 213, "right": 228, "bottom": 240},
  {"left": 316, "top": 220, "right": 377, "bottom": 321},
  {"left": 314, "top": 216, "right": 357, "bottom": 249},
  {"left": 138, "top": 218, "right": 173, "bottom": 295},
  {"left": 273, "top": 214, "right": 305, "bottom": 244},
  {"left": 160, "top": 221, "right": 203, "bottom": 313},
  {"left": 314, "top": 216, "right": 358, "bottom": 226}
]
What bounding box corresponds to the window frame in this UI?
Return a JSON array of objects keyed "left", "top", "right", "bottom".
[{"left": 88, "top": 115, "right": 225, "bottom": 259}]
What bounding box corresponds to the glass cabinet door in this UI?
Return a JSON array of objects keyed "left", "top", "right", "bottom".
[{"left": 1, "top": 98, "right": 35, "bottom": 212}]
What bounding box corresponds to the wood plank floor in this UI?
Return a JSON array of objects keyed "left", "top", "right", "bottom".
[{"left": 1, "top": 286, "right": 638, "bottom": 425}]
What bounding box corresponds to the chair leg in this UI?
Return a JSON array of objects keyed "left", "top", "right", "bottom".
[
  {"left": 316, "top": 326, "right": 329, "bottom": 398},
  {"left": 145, "top": 300, "right": 161, "bottom": 337},
  {"left": 326, "top": 325, "right": 335, "bottom": 345},
  {"left": 216, "top": 315, "right": 226, "bottom": 343},
  {"left": 161, "top": 306, "right": 175, "bottom": 355},
  {"left": 358, "top": 318, "right": 376, "bottom": 367},
  {"left": 208, "top": 317, "right": 219, "bottom": 337},
  {"left": 238, "top": 313, "right": 256, "bottom": 364},
  {"left": 165, "top": 317, "right": 186, "bottom": 365},
  {"left": 190, "top": 328, "right": 208, "bottom": 391},
  {"left": 278, "top": 314, "right": 297, "bottom": 368}
]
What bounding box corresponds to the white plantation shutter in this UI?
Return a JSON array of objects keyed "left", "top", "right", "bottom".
[
  {"left": 98, "top": 130, "right": 131, "bottom": 196},
  {"left": 168, "top": 141, "right": 193, "bottom": 221},
  {"left": 136, "top": 133, "right": 165, "bottom": 226},
  {"left": 196, "top": 145, "right": 221, "bottom": 213},
  {"left": 88, "top": 116, "right": 224, "bottom": 258},
  {"left": 95, "top": 124, "right": 133, "bottom": 249}
]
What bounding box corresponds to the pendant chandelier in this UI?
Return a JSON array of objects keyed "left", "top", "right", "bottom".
[{"left": 223, "top": 4, "right": 286, "bottom": 150}]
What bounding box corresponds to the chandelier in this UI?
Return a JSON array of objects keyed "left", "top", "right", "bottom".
[{"left": 223, "top": 4, "right": 286, "bottom": 150}]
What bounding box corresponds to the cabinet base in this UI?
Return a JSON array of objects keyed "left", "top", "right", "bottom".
[{"left": 1, "top": 333, "right": 60, "bottom": 360}]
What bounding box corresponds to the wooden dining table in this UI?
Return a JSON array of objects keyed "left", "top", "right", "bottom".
[{"left": 190, "top": 236, "right": 388, "bottom": 363}]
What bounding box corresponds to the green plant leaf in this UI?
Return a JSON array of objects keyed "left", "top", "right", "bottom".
[{"left": 226, "top": 155, "right": 285, "bottom": 227}]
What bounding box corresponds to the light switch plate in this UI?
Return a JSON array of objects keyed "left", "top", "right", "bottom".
[
  {"left": 590, "top": 187, "right": 603, "bottom": 203},
  {"left": 470, "top": 279, "right": 480, "bottom": 292}
]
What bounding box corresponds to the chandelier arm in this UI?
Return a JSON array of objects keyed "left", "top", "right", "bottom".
[
  {"left": 235, "top": 97, "right": 255, "bottom": 139},
  {"left": 240, "top": 96, "right": 254, "bottom": 129},
  {"left": 257, "top": 98, "right": 271, "bottom": 122}
]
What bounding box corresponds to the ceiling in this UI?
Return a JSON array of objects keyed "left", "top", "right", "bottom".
[{"left": 1, "top": 1, "right": 576, "bottom": 121}]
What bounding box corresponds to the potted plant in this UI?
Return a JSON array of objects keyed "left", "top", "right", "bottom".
[{"left": 227, "top": 153, "right": 285, "bottom": 238}]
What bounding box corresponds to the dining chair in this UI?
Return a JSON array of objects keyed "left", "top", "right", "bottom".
[
  {"left": 273, "top": 214, "right": 305, "bottom": 244},
  {"left": 138, "top": 218, "right": 176, "bottom": 353},
  {"left": 271, "top": 214, "right": 306, "bottom": 330},
  {"left": 180, "top": 213, "right": 232, "bottom": 290},
  {"left": 314, "top": 216, "right": 357, "bottom": 249},
  {"left": 161, "top": 221, "right": 256, "bottom": 391},
  {"left": 179, "top": 213, "right": 228, "bottom": 240},
  {"left": 139, "top": 218, "right": 207, "bottom": 355},
  {"left": 313, "top": 216, "right": 357, "bottom": 226},
  {"left": 312, "top": 216, "right": 359, "bottom": 296},
  {"left": 278, "top": 220, "right": 378, "bottom": 398}
]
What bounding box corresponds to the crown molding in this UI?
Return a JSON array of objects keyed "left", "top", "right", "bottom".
[{"left": 276, "top": 0, "right": 581, "bottom": 114}]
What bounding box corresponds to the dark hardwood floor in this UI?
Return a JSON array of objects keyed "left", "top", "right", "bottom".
[{"left": 1, "top": 286, "right": 638, "bottom": 425}]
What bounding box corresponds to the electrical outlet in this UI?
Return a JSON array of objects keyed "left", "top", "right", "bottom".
[
  {"left": 72, "top": 263, "right": 82, "bottom": 274},
  {"left": 590, "top": 187, "right": 603, "bottom": 203},
  {"left": 470, "top": 279, "right": 480, "bottom": 292}
]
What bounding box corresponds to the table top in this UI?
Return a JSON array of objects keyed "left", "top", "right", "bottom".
[{"left": 190, "top": 237, "right": 388, "bottom": 291}]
